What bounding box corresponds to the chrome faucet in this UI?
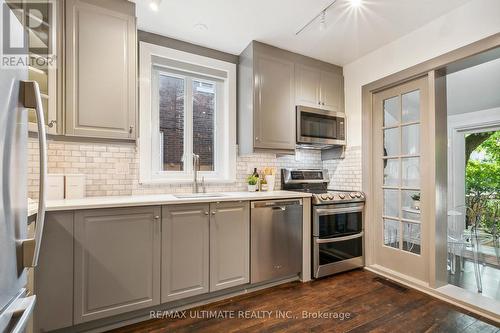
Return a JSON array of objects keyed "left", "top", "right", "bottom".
[{"left": 193, "top": 154, "right": 200, "bottom": 193}]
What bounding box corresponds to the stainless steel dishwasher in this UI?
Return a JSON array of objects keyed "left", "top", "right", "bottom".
[{"left": 250, "top": 199, "right": 303, "bottom": 284}]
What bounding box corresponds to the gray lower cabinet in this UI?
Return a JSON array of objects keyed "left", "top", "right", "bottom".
[
  {"left": 73, "top": 206, "right": 161, "bottom": 324},
  {"left": 162, "top": 202, "right": 250, "bottom": 302},
  {"left": 34, "top": 212, "right": 74, "bottom": 332},
  {"left": 35, "top": 201, "right": 251, "bottom": 330},
  {"left": 210, "top": 201, "right": 250, "bottom": 291},
  {"left": 65, "top": 0, "right": 137, "bottom": 139},
  {"left": 161, "top": 204, "right": 210, "bottom": 302}
]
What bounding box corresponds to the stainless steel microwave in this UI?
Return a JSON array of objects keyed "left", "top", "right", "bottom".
[{"left": 296, "top": 105, "right": 346, "bottom": 148}]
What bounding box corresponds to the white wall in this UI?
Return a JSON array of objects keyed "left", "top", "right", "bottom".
[{"left": 343, "top": 0, "right": 500, "bottom": 147}]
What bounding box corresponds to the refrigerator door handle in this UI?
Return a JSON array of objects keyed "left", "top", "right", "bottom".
[
  {"left": 0, "top": 290, "right": 36, "bottom": 333},
  {"left": 20, "top": 81, "right": 47, "bottom": 268}
]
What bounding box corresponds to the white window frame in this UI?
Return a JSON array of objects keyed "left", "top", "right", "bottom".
[{"left": 139, "top": 42, "right": 237, "bottom": 184}]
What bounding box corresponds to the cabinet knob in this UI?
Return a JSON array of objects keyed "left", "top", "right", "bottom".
[
  {"left": 255, "top": 136, "right": 259, "bottom": 141},
  {"left": 154, "top": 216, "right": 160, "bottom": 220},
  {"left": 318, "top": 101, "right": 321, "bottom": 105},
  {"left": 129, "top": 125, "right": 134, "bottom": 134},
  {"left": 322, "top": 102, "right": 325, "bottom": 105},
  {"left": 204, "top": 211, "right": 209, "bottom": 215},
  {"left": 211, "top": 211, "right": 216, "bottom": 215},
  {"left": 47, "top": 120, "right": 57, "bottom": 128}
]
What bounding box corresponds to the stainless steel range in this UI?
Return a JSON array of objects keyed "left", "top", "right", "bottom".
[{"left": 281, "top": 169, "right": 365, "bottom": 278}]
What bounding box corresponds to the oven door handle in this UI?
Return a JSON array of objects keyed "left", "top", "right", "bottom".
[
  {"left": 316, "top": 232, "right": 363, "bottom": 243},
  {"left": 315, "top": 207, "right": 363, "bottom": 215}
]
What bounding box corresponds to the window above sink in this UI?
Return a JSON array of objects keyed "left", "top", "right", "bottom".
[{"left": 138, "top": 42, "right": 237, "bottom": 184}]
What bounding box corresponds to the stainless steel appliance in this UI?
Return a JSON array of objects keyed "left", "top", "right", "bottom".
[
  {"left": 296, "top": 105, "right": 346, "bottom": 149},
  {"left": 0, "top": 2, "right": 48, "bottom": 331},
  {"left": 281, "top": 169, "right": 364, "bottom": 278},
  {"left": 250, "top": 199, "right": 303, "bottom": 284}
]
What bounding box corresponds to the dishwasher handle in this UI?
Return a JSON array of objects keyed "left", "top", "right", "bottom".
[{"left": 252, "top": 199, "right": 302, "bottom": 209}]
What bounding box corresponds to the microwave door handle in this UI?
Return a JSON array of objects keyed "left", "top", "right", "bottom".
[
  {"left": 21, "top": 81, "right": 48, "bottom": 268},
  {"left": 316, "top": 232, "right": 364, "bottom": 243}
]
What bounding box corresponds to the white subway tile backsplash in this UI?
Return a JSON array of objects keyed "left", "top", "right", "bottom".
[
  {"left": 323, "top": 146, "right": 362, "bottom": 191},
  {"left": 28, "top": 139, "right": 327, "bottom": 199}
]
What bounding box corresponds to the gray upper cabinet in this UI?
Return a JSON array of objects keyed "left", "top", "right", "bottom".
[
  {"left": 209, "top": 201, "right": 250, "bottom": 291},
  {"left": 161, "top": 204, "right": 210, "bottom": 302},
  {"left": 65, "top": 0, "right": 137, "bottom": 139},
  {"left": 239, "top": 41, "right": 345, "bottom": 154},
  {"left": 73, "top": 206, "right": 161, "bottom": 324},
  {"left": 295, "top": 64, "right": 321, "bottom": 108},
  {"left": 295, "top": 64, "right": 344, "bottom": 112},
  {"left": 320, "top": 70, "right": 343, "bottom": 112},
  {"left": 253, "top": 54, "right": 296, "bottom": 151},
  {"left": 238, "top": 42, "right": 296, "bottom": 154}
]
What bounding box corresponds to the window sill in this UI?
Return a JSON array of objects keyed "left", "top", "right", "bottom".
[{"left": 139, "top": 177, "right": 236, "bottom": 185}]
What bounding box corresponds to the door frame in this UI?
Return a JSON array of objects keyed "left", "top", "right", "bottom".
[
  {"left": 447, "top": 109, "right": 500, "bottom": 236},
  {"left": 362, "top": 34, "right": 500, "bottom": 288}
]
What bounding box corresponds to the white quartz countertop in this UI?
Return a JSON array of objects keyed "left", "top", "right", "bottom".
[
  {"left": 44, "top": 190, "right": 312, "bottom": 212},
  {"left": 28, "top": 199, "right": 38, "bottom": 218}
]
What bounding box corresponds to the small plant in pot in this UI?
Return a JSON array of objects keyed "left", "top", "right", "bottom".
[
  {"left": 411, "top": 193, "right": 421, "bottom": 210},
  {"left": 247, "top": 175, "right": 259, "bottom": 192}
]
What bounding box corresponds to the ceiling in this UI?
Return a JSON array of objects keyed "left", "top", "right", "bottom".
[
  {"left": 447, "top": 56, "right": 500, "bottom": 115},
  {"left": 134, "top": 0, "right": 471, "bottom": 65}
]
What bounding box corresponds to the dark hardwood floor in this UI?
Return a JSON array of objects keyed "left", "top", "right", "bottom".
[{"left": 110, "top": 269, "right": 499, "bottom": 333}]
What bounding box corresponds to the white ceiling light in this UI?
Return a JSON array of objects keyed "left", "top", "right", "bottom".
[
  {"left": 149, "top": 0, "right": 161, "bottom": 12},
  {"left": 350, "top": 0, "right": 362, "bottom": 7},
  {"left": 319, "top": 11, "right": 327, "bottom": 31},
  {"left": 296, "top": 0, "right": 336, "bottom": 35},
  {"left": 194, "top": 23, "right": 209, "bottom": 31}
]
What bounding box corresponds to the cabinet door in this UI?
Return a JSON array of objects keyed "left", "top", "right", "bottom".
[
  {"left": 210, "top": 202, "right": 250, "bottom": 291},
  {"left": 74, "top": 207, "right": 161, "bottom": 324},
  {"left": 162, "top": 204, "right": 210, "bottom": 302},
  {"left": 65, "top": 0, "right": 136, "bottom": 139},
  {"left": 254, "top": 54, "right": 295, "bottom": 151},
  {"left": 320, "top": 71, "right": 344, "bottom": 112},
  {"left": 295, "top": 64, "right": 321, "bottom": 108}
]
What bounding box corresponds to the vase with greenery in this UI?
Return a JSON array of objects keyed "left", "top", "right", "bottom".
[
  {"left": 411, "top": 193, "right": 421, "bottom": 210},
  {"left": 247, "top": 175, "right": 259, "bottom": 192}
]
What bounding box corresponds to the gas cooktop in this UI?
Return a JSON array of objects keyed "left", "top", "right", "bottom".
[{"left": 281, "top": 168, "right": 365, "bottom": 205}]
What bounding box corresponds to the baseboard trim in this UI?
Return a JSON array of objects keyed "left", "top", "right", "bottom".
[
  {"left": 65, "top": 276, "right": 301, "bottom": 333},
  {"left": 365, "top": 265, "right": 500, "bottom": 323}
]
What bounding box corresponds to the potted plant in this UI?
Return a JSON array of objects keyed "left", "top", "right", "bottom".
[
  {"left": 411, "top": 193, "right": 421, "bottom": 210},
  {"left": 247, "top": 175, "right": 259, "bottom": 192}
]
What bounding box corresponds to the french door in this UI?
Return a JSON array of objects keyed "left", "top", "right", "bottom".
[{"left": 373, "top": 76, "right": 429, "bottom": 282}]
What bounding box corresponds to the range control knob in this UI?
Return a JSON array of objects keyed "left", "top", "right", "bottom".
[
  {"left": 320, "top": 194, "right": 329, "bottom": 200},
  {"left": 327, "top": 194, "right": 334, "bottom": 200},
  {"left": 355, "top": 192, "right": 362, "bottom": 198},
  {"left": 338, "top": 193, "right": 346, "bottom": 199},
  {"left": 350, "top": 192, "right": 357, "bottom": 198}
]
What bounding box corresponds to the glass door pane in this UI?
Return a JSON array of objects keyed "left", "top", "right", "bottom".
[{"left": 382, "top": 89, "right": 421, "bottom": 254}]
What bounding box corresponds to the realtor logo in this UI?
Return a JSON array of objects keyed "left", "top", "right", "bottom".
[{"left": 1, "top": 0, "right": 56, "bottom": 68}]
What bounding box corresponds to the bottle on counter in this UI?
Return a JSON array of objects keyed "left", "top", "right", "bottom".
[{"left": 252, "top": 168, "right": 260, "bottom": 191}]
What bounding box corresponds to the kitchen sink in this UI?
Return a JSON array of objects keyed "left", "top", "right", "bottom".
[{"left": 174, "top": 193, "right": 226, "bottom": 199}]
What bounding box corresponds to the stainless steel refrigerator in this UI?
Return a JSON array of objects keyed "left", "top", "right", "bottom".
[{"left": 0, "top": 1, "right": 47, "bottom": 331}]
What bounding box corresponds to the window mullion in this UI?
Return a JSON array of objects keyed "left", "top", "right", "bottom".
[{"left": 185, "top": 77, "right": 194, "bottom": 175}]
